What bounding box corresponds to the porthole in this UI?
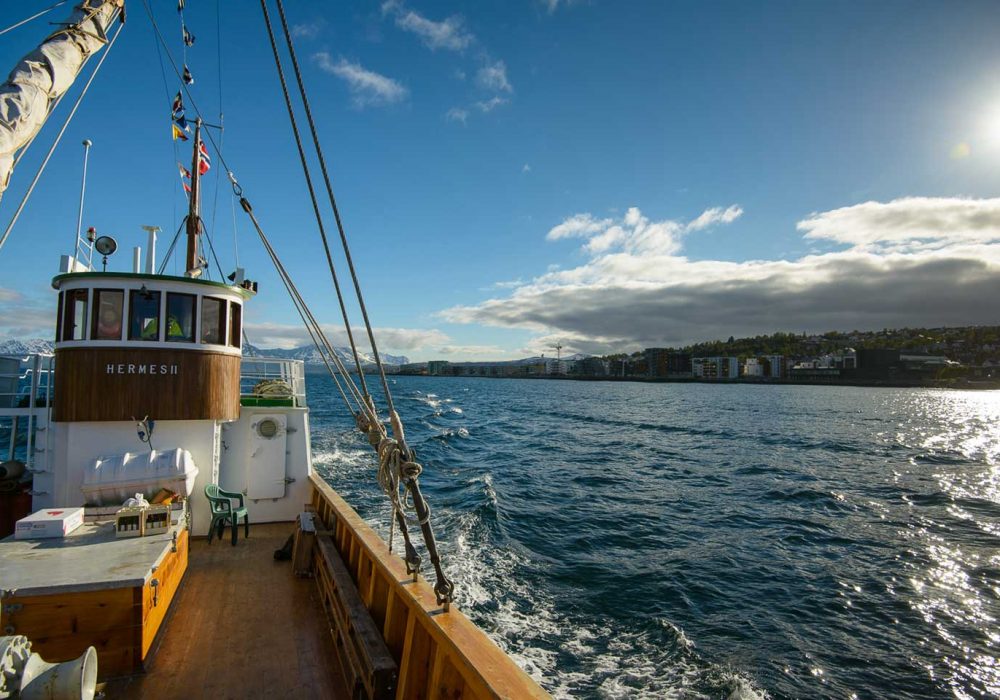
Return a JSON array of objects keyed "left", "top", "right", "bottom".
[{"left": 257, "top": 418, "right": 279, "bottom": 439}]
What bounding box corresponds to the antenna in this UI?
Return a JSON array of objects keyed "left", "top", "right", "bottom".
[{"left": 71, "top": 139, "right": 93, "bottom": 269}]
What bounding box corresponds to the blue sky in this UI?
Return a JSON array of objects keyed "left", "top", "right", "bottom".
[{"left": 3, "top": 0, "right": 1000, "bottom": 360}]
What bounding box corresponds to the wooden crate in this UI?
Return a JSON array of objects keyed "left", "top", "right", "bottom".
[{"left": 0, "top": 528, "right": 189, "bottom": 680}]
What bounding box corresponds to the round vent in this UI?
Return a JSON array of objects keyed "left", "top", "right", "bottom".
[{"left": 256, "top": 418, "right": 279, "bottom": 439}]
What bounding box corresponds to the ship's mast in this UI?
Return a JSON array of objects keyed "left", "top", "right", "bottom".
[{"left": 185, "top": 119, "right": 203, "bottom": 276}]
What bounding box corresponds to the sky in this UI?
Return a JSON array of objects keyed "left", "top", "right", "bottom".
[{"left": 2, "top": 0, "right": 1000, "bottom": 361}]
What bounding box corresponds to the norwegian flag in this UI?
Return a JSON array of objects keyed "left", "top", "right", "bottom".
[{"left": 198, "top": 141, "right": 211, "bottom": 175}]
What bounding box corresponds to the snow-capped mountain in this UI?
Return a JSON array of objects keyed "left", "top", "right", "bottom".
[
  {"left": 0, "top": 339, "right": 54, "bottom": 356},
  {"left": 243, "top": 343, "right": 408, "bottom": 367},
  {"left": 0, "top": 339, "right": 408, "bottom": 366}
]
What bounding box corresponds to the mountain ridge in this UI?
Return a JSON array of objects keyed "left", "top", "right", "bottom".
[{"left": 0, "top": 339, "right": 409, "bottom": 366}]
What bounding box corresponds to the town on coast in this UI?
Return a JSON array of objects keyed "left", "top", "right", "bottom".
[{"left": 395, "top": 326, "right": 1000, "bottom": 389}]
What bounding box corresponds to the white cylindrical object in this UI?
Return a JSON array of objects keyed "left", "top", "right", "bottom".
[
  {"left": 132, "top": 246, "right": 141, "bottom": 273},
  {"left": 144, "top": 226, "right": 158, "bottom": 274},
  {"left": 82, "top": 448, "right": 199, "bottom": 506}
]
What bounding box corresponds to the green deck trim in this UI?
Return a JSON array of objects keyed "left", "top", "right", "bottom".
[
  {"left": 240, "top": 396, "right": 297, "bottom": 407},
  {"left": 52, "top": 271, "right": 253, "bottom": 298}
]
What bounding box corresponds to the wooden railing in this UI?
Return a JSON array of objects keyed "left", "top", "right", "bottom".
[{"left": 308, "top": 472, "right": 550, "bottom": 700}]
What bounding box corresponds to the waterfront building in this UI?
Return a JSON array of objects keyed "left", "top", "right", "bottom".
[
  {"left": 645, "top": 349, "right": 693, "bottom": 378},
  {"left": 573, "top": 356, "right": 609, "bottom": 377},
  {"left": 427, "top": 360, "right": 450, "bottom": 376},
  {"left": 692, "top": 357, "right": 739, "bottom": 380},
  {"left": 762, "top": 355, "right": 785, "bottom": 378}
]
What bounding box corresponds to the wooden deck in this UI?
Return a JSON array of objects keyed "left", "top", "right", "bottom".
[{"left": 104, "top": 522, "right": 348, "bottom": 699}]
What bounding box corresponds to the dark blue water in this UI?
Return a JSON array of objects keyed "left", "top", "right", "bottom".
[{"left": 310, "top": 375, "right": 1000, "bottom": 699}]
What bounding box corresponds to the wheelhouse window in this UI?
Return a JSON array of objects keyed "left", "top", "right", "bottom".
[
  {"left": 165, "top": 293, "right": 196, "bottom": 343},
  {"left": 55, "top": 292, "right": 64, "bottom": 342},
  {"left": 62, "top": 289, "right": 88, "bottom": 341},
  {"left": 229, "top": 302, "right": 241, "bottom": 348},
  {"left": 128, "top": 289, "right": 161, "bottom": 341},
  {"left": 201, "top": 297, "right": 226, "bottom": 345},
  {"left": 91, "top": 289, "right": 124, "bottom": 340}
]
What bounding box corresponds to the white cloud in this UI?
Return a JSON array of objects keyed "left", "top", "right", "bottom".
[
  {"left": 546, "top": 205, "right": 738, "bottom": 257},
  {"left": 522, "top": 163, "right": 531, "bottom": 173},
  {"left": 312, "top": 53, "right": 407, "bottom": 108},
  {"left": 546, "top": 213, "right": 613, "bottom": 240},
  {"left": 391, "top": 8, "right": 474, "bottom": 51},
  {"left": 436, "top": 344, "right": 509, "bottom": 357},
  {"left": 476, "top": 60, "right": 512, "bottom": 93},
  {"left": 541, "top": 0, "right": 579, "bottom": 13},
  {"left": 0, "top": 288, "right": 56, "bottom": 339},
  {"left": 685, "top": 204, "right": 744, "bottom": 232},
  {"left": 245, "top": 322, "right": 449, "bottom": 353},
  {"left": 291, "top": 21, "right": 324, "bottom": 39},
  {"left": 446, "top": 107, "right": 468, "bottom": 123},
  {"left": 475, "top": 96, "right": 508, "bottom": 113},
  {"left": 797, "top": 197, "right": 1000, "bottom": 250},
  {"left": 441, "top": 197, "right": 1000, "bottom": 352}
]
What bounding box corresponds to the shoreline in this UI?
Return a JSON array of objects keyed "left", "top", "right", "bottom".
[{"left": 386, "top": 372, "right": 1000, "bottom": 390}]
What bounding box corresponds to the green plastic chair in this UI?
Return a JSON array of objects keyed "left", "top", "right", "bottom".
[{"left": 205, "top": 484, "right": 250, "bottom": 546}]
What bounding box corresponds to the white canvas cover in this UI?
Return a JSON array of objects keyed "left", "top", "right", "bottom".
[{"left": 0, "top": 0, "right": 122, "bottom": 200}]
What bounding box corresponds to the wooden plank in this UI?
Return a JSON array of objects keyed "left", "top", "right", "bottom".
[
  {"left": 398, "top": 617, "right": 434, "bottom": 700},
  {"left": 141, "top": 529, "right": 189, "bottom": 657},
  {"left": 20, "top": 624, "right": 140, "bottom": 679},
  {"left": 369, "top": 569, "right": 391, "bottom": 632},
  {"left": 53, "top": 347, "right": 240, "bottom": 422},
  {"left": 309, "top": 473, "right": 550, "bottom": 700},
  {"left": 292, "top": 512, "right": 317, "bottom": 577},
  {"left": 1, "top": 587, "right": 137, "bottom": 635},
  {"left": 316, "top": 535, "right": 398, "bottom": 699},
  {"left": 2, "top": 585, "right": 141, "bottom": 680},
  {"left": 428, "top": 649, "right": 467, "bottom": 700},
  {"left": 383, "top": 591, "right": 409, "bottom": 664},
  {"left": 107, "top": 523, "right": 348, "bottom": 699}
]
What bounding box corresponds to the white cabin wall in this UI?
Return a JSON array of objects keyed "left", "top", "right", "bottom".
[
  {"left": 48, "top": 419, "right": 221, "bottom": 534},
  {"left": 219, "top": 406, "right": 312, "bottom": 523}
]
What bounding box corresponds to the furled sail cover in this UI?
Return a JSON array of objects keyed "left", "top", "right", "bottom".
[{"left": 0, "top": 0, "right": 123, "bottom": 202}]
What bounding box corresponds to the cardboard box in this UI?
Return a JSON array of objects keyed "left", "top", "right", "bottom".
[{"left": 15, "top": 507, "right": 85, "bottom": 539}]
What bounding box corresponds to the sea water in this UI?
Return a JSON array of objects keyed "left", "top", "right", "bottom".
[{"left": 310, "top": 375, "right": 1000, "bottom": 699}]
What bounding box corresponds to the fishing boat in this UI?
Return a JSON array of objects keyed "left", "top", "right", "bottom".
[{"left": 0, "top": 2, "right": 548, "bottom": 698}]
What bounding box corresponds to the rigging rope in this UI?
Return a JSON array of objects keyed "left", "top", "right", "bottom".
[
  {"left": 141, "top": 0, "right": 234, "bottom": 192},
  {"left": 0, "top": 1, "right": 69, "bottom": 37},
  {"left": 238, "top": 196, "right": 367, "bottom": 419},
  {"left": 267, "top": 0, "right": 454, "bottom": 606},
  {"left": 157, "top": 218, "right": 188, "bottom": 275},
  {"left": 141, "top": 0, "right": 364, "bottom": 413},
  {"left": 144, "top": 0, "right": 454, "bottom": 606},
  {"left": 0, "top": 14, "right": 124, "bottom": 253},
  {"left": 258, "top": 0, "right": 371, "bottom": 391},
  {"left": 273, "top": 0, "right": 401, "bottom": 430}
]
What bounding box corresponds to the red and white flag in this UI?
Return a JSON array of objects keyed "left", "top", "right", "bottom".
[
  {"left": 177, "top": 162, "right": 191, "bottom": 193},
  {"left": 198, "top": 142, "right": 211, "bottom": 175}
]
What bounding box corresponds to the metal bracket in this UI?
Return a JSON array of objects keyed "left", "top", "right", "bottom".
[
  {"left": 150, "top": 578, "right": 160, "bottom": 607},
  {"left": 3, "top": 603, "right": 22, "bottom": 614},
  {"left": 171, "top": 531, "right": 178, "bottom": 553}
]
